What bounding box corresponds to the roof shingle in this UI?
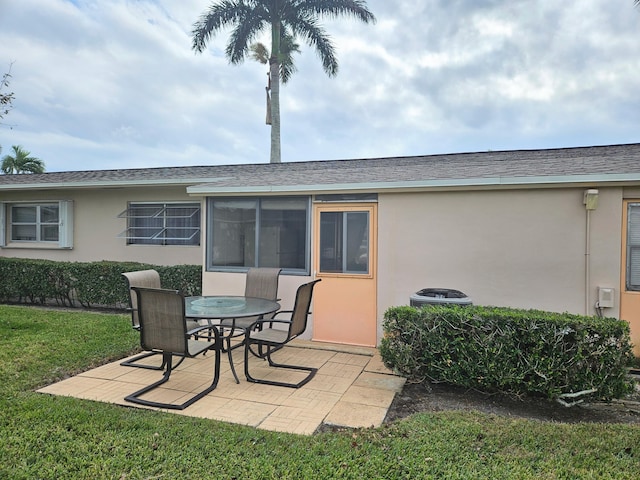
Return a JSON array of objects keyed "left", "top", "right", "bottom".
[{"left": 1, "top": 143, "right": 639, "bottom": 192}]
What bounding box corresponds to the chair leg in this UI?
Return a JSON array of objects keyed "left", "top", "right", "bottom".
[
  {"left": 121, "top": 351, "right": 186, "bottom": 370},
  {"left": 244, "top": 344, "right": 317, "bottom": 388},
  {"left": 120, "top": 351, "right": 166, "bottom": 370},
  {"left": 225, "top": 337, "right": 240, "bottom": 384},
  {"left": 125, "top": 348, "right": 221, "bottom": 410},
  {"left": 216, "top": 326, "right": 241, "bottom": 384}
]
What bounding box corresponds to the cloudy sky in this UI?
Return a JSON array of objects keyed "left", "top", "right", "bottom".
[{"left": 0, "top": 0, "right": 638, "bottom": 172}]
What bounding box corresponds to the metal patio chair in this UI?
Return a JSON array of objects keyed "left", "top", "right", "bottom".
[
  {"left": 220, "top": 267, "right": 281, "bottom": 351},
  {"left": 243, "top": 279, "right": 321, "bottom": 388},
  {"left": 121, "top": 270, "right": 198, "bottom": 370},
  {"left": 124, "top": 287, "right": 222, "bottom": 410}
]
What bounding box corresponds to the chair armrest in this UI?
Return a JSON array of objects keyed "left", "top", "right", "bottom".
[
  {"left": 187, "top": 324, "right": 220, "bottom": 340},
  {"left": 246, "top": 317, "right": 293, "bottom": 331}
]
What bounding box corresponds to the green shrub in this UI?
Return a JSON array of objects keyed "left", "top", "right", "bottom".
[
  {"left": 0, "top": 258, "right": 201, "bottom": 309},
  {"left": 380, "top": 304, "right": 635, "bottom": 403}
]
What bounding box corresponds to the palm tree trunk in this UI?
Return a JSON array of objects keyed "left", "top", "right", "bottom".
[
  {"left": 269, "top": 18, "right": 282, "bottom": 163},
  {"left": 269, "top": 60, "right": 281, "bottom": 163}
]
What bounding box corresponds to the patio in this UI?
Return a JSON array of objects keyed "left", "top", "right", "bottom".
[{"left": 38, "top": 340, "right": 406, "bottom": 436}]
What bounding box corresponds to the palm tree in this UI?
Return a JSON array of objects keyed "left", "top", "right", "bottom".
[
  {"left": 1, "top": 145, "right": 45, "bottom": 174},
  {"left": 192, "top": 0, "right": 376, "bottom": 163}
]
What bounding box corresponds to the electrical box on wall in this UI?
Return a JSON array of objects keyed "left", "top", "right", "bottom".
[{"left": 597, "top": 287, "right": 615, "bottom": 309}]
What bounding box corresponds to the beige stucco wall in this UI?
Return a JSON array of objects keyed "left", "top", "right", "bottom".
[
  {"left": 377, "top": 187, "right": 623, "bottom": 342},
  {"left": 3, "top": 183, "right": 629, "bottom": 345},
  {"left": 624, "top": 187, "right": 640, "bottom": 198},
  {"left": 0, "top": 186, "right": 203, "bottom": 266},
  {"left": 202, "top": 187, "right": 626, "bottom": 345}
]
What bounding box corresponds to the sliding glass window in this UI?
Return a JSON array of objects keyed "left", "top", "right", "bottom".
[{"left": 207, "top": 197, "right": 309, "bottom": 273}]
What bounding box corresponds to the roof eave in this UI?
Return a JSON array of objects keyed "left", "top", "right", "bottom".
[
  {"left": 0, "top": 177, "right": 233, "bottom": 191},
  {"left": 187, "top": 173, "right": 640, "bottom": 196}
]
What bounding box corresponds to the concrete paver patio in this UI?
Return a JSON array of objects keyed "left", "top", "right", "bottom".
[{"left": 38, "top": 340, "right": 405, "bottom": 436}]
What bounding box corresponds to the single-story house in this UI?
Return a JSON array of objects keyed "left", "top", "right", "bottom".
[{"left": 1, "top": 143, "right": 640, "bottom": 354}]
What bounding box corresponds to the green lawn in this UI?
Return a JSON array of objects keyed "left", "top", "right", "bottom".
[{"left": 1, "top": 305, "right": 639, "bottom": 479}]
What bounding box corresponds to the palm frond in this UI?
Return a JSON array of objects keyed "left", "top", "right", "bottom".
[
  {"left": 294, "top": 0, "right": 376, "bottom": 24},
  {"left": 250, "top": 43, "right": 270, "bottom": 64},
  {"left": 288, "top": 15, "right": 338, "bottom": 76}
]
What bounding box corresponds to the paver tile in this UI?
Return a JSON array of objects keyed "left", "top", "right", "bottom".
[
  {"left": 317, "top": 361, "right": 363, "bottom": 380},
  {"left": 329, "top": 352, "right": 371, "bottom": 367},
  {"left": 179, "top": 395, "right": 232, "bottom": 418},
  {"left": 88, "top": 381, "right": 137, "bottom": 404},
  {"left": 304, "top": 373, "right": 355, "bottom": 394},
  {"left": 80, "top": 361, "right": 135, "bottom": 380},
  {"left": 365, "top": 353, "right": 396, "bottom": 375},
  {"left": 258, "top": 405, "right": 326, "bottom": 435},
  {"left": 341, "top": 385, "right": 397, "bottom": 408},
  {"left": 353, "top": 371, "right": 406, "bottom": 392},
  {"left": 38, "top": 376, "right": 107, "bottom": 397},
  {"left": 209, "top": 399, "right": 277, "bottom": 426},
  {"left": 324, "top": 401, "right": 389, "bottom": 429},
  {"left": 234, "top": 383, "right": 295, "bottom": 404},
  {"left": 282, "top": 388, "right": 342, "bottom": 411}
]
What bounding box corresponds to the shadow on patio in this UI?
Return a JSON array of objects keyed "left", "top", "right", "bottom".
[{"left": 38, "top": 340, "right": 406, "bottom": 435}]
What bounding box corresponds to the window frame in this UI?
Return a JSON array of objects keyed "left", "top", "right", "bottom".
[
  {"left": 206, "top": 196, "right": 311, "bottom": 275},
  {"left": 319, "top": 210, "right": 370, "bottom": 275},
  {"left": 0, "top": 200, "right": 73, "bottom": 249},
  {"left": 626, "top": 202, "right": 640, "bottom": 291},
  {"left": 118, "top": 201, "right": 201, "bottom": 246}
]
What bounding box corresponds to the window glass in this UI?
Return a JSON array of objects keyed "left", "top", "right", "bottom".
[
  {"left": 12, "top": 205, "right": 37, "bottom": 223},
  {"left": 41, "top": 225, "right": 59, "bottom": 242},
  {"left": 320, "top": 211, "right": 341, "bottom": 273},
  {"left": 12, "top": 224, "right": 36, "bottom": 241},
  {"left": 346, "top": 212, "right": 369, "bottom": 273},
  {"left": 627, "top": 203, "right": 640, "bottom": 290},
  {"left": 10, "top": 204, "right": 59, "bottom": 242},
  {"left": 208, "top": 197, "right": 309, "bottom": 273},
  {"left": 319, "top": 210, "right": 369, "bottom": 274},
  {"left": 210, "top": 199, "right": 256, "bottom": 267},
  {"left": 124, "top": 203, "right": 200, "bottom": 246},
  {"left": 164, "top": 205, "right": 201, "bottom": 245},
  {"left": 40, "top": 206, "right": 59, "bottom": 224},
  {"left": 259, "top": 198, "right": 307, "bottom": 269}
]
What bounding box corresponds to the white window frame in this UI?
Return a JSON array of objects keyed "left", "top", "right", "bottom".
[
  {"left": 0, "top": 200, "right": 73, "bottom": 249},
  {"left": 118, "top": 202, "right": 201, "bottom": 246}
]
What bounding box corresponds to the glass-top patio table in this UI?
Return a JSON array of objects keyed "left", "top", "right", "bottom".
[{"left": 185, "top": 296, "right": 280, "bottom": 383}]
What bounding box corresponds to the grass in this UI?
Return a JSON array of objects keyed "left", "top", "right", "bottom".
[{"left": 1, "top": 305, "right": 639, "bottom": 479}]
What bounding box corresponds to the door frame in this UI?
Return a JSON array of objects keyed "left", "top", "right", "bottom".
[
  {"left": 311, "top": 202, "right": 378, "bottom": 346},
  {"left": 621, "top": 199, "right": 640, "bottom": 357}
]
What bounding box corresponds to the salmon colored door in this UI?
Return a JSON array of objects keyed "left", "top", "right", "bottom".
[
  {"left": 312, "top": 203, "right": 377, "bottom": 346},
  {"left": 621, "top": 200, "right": 640, "bottom": 357}
]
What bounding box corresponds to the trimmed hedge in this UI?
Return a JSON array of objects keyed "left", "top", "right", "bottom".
[
  {"left": 0, "top": 258, "right": 201, "bottom": 309},
  {"left": 380, "top": 304, "right": 635, "bottom": 403}
]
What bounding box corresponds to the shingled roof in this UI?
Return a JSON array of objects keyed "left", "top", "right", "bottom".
[{"left": 1, "top": 143, "right": 639, "bottom": 193}]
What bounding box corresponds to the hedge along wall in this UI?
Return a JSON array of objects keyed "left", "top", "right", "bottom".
[
  {"left": 0, "top": 258, "right": 202, "bottom": 309},
  {"left": 379, "top": 305, "right": 635, "bottom": 404}
]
